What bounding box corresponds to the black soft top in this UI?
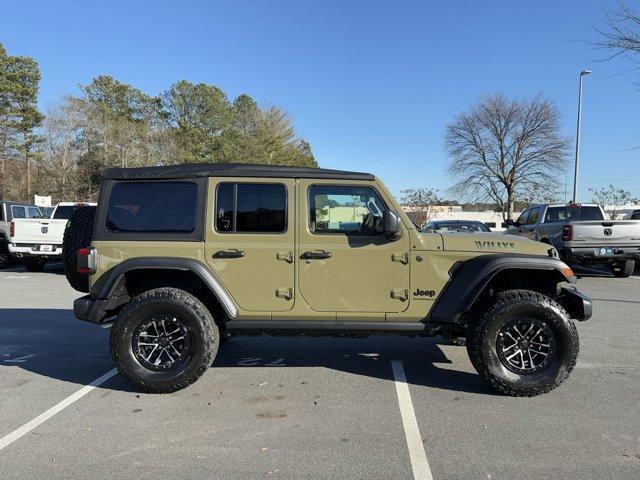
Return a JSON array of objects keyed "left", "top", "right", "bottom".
[{"left": 103, "top": 163, "right": 374, "bottom": 181}]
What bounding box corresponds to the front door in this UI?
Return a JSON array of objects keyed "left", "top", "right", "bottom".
[
  {"left": 297, "top": 180, "right": 410, "bottom": 313},
  {"left": 205, "top": 178, "right": 295, "bottom": 312}
]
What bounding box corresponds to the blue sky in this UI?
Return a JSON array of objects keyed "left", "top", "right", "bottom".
[{"left": 3, "top": 0, "right": 639, "bottom": 201}]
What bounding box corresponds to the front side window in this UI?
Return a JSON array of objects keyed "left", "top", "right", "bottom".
[
  {"left": 11, "top": 206, "right": 26, "bottom": 219},
  {"left": 215, "top": 183, "right": 286, "bottom": 233},
  {"left": 106, "top": 181, "right": 198, "bottom": 233},
  {"left": 525, "top": 208, "right": 540, "bottom": 225},
  {"left": 516, "top": 209, "right": 529, "bottom": 225},
  {"left": 309, "top": 185, "right": 387, "bottom": 235}
]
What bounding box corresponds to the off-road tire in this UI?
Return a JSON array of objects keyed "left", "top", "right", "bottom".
[
  {"left": 23, "top": 257, "right": 46, "bottom": 272},
  {"left": 110, "top": 288, "right": 219, "bottom": 393},
  {"left": 62, "top": 206, "right": 96, "bottom": 292},
  {"left": 0, "top": 242, "right": 10, "bottom": 268},
  {"left": 442, "top": 333, "right": 466, "bottom": 346},
  {"left": 466, "top": 289, "right": 579, "bottom": 397},
  {"left": 613, "top": 260, "right": 635, "bottom": 278}
]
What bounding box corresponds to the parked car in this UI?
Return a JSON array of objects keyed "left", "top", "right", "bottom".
[
  {"left": 7, "top": 202, "right": 96, "bottom": 271},
  {"left": 423, "top": 220, "right": 492, "bottom": 233},
  {"left": 505, "top": 203, "right": 640, "bottom": 277},
  {"left": 0, "top": 201, "right": 44, "bottom": 267},
  {"left": 623, "top": 209, "right": 640, "bottom": 220},
  {"left": 67, "top": 163, "right": 591, "bottom": 397}
]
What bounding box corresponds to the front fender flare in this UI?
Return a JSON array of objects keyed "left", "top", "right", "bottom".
[{"left": 428, "top": 254, "right": 576, "bottom": 323}]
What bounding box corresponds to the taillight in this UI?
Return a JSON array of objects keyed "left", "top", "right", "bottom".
[
  {"left": 77, "top": 247, "right": 96, "bottom": 274},
  {"left": 562, "top": 224, "right": 572, "bottom": 241},
  {"left": 9, "top": 221, "right": 14, "bottom": 237}
]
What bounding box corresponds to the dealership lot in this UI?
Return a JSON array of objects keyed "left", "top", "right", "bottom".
[{"left": 0, "top": 265, "right": 639, "bottom": 479}]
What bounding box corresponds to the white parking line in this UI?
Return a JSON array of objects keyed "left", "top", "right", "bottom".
[
  {"left": 0, "top": 368, "right": 117, "bottom": 452},
  {"left": 391, "top": 360, "right": 433, "bottom": 480}
]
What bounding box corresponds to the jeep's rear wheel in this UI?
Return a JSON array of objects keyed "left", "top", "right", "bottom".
[
  {"left": 23, "top": 257, "right": 46, "bottom": 272},
  {"left": 0, "top": 243, "right": 10, "bottom": 268},
  {"left": 110, "top": 287, "right": 219, "bottom": 393},
  {"left": 466, "top": 289, "right": 579, "bottom": 397}
]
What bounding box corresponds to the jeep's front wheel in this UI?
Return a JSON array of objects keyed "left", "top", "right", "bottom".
[
  {"left": 466, "top": 289, "right": 579, "bottom": 397},
  {"left": 110, "top": 288, "right": 219, "bottom": 393}
]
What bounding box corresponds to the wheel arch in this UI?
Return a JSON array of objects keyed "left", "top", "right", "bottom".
[
  {"left": 428, "top": 254, "right": 576, "bottom": 324},
  {"left": 90, "top": 257, "right": 238, "bottom": 321}
]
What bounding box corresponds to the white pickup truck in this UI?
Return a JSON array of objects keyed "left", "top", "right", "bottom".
[{"left": 7, "top": 202, "right": 97, "bottom": 271}]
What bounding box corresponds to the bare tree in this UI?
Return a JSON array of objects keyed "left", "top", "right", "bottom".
[
  {"left": 444, "top": 93, "right": 570, "bottom": 220},
  {"left": 590, "top": 184, "right": 636, "bottom": 218},
  {"left": 595, "top": 3, "right": 640, "bottom": 70},
  {"left": 400, "top": 188, "right": 441, "bottom": 228}
]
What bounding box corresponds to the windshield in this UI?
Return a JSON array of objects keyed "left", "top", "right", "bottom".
[{"left": 429, "top": 222, "right": 491, "bottom": 232}]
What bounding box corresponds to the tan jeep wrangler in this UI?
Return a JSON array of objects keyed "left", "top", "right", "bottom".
[{"left": 65, "top": 163, "right": 592, "bottom": 396}]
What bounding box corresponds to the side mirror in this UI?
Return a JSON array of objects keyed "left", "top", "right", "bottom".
[
  {"left": 383, "top": 210, "right": 401, "bottom": 240},
  {"left": 505, "top": 218, "right": 517, "bottom": 228}
]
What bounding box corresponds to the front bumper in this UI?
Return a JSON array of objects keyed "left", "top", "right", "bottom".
[
  {"left": 562, "top": 246, "right": 640, "bottom": 263},
  {"left": 559, "top": 287, "right": 592, "bottom": 321}
]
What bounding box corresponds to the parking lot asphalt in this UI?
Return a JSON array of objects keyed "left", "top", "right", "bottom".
[{"left": 0, "top": 264, "right": 639, "bottom": 479}]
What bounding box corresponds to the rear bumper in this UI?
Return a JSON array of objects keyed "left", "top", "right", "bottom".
[
  {"left": 561, "top": 246, "right": 640, "bottom": 263},
  {"left": 559, "top": 287, "right": 592, "bottom": 322},
  {"left": 8, "top": 243, "right": 62, "bottom": 257}
]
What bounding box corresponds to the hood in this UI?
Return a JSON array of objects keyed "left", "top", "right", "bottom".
[{"left": 435, "top": 232, "right": 551, "bottom": 256}]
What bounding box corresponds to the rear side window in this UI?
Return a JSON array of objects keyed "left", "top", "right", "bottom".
[
  {"left": 28, "top": 207, "right": 42, "bottom": 219},
  {"left": 11, "top": 206, "right": 26, "bottom": 219},
  {"left": 632, "top": 211, "right": 640, "bottom": 220},
  {"left": 53, "top": 205, "right": 76, "bottom": 220},
  {"left": 544, "top": 206, "right": 604, "bottom": 222},
  {"left": 215, "top": 183, "right": 286, "bottom": 233},
  {"left": 580, "top": 206, "right": 604, "bottom": 221},
  {"left": 106, "top": 181, "right": 198, "bottom": 233}
]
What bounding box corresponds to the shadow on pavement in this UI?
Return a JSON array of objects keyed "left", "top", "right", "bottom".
[{"left": 0, "top": 308, "right": 496, "bottom": 396}]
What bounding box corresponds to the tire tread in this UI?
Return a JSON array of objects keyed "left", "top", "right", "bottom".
[
  {"left": 466, "top": 289, "right": 579, "bottom": 397},
  {"left": 109, "top": 287, "right": 218, "bottom": 393}
]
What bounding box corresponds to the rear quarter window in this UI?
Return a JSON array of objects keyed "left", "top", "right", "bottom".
[{"left": 106, "top": 181, "right": 198, "bottom": 233}]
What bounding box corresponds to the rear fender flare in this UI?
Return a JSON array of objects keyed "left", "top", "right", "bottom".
[{"left": 90, "top": 257, "right": 238, "bottom": 319}]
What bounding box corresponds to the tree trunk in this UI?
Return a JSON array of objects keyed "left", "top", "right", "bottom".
[
  {"left": 507, "top": 188, "right": 515, "bottom": 220},
  {"left": 25, "top": 145, "right": 31, "bottom": 202}
]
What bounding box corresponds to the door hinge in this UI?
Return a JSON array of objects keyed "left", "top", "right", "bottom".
[
  {"left": 276, "top": 250, "right": 294, "bottom": 263},
  {"left": 391, "top": 252, "right": 409, "bottom": 264},
  {"left": 276, "top": 287, "right": 293, "bottom": 300},
  {"left": 390, "top": 289, "right": 408, "bottom": 302}
]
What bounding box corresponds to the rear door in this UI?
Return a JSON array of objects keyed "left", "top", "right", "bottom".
[{"left": 204, "top": 178, "right": 295, "bottom": 312}]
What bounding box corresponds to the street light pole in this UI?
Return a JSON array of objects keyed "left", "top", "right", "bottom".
[{"left": 572, "top": 69, "right": 591, "bottom": 202}]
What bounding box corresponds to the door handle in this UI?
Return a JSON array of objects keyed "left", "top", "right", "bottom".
[
  {"left": 300, "top": 250, "right": 332, "bottom": 260},
  {"left": 213, "top": 249, "right": 246, "bottom": 259}
]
